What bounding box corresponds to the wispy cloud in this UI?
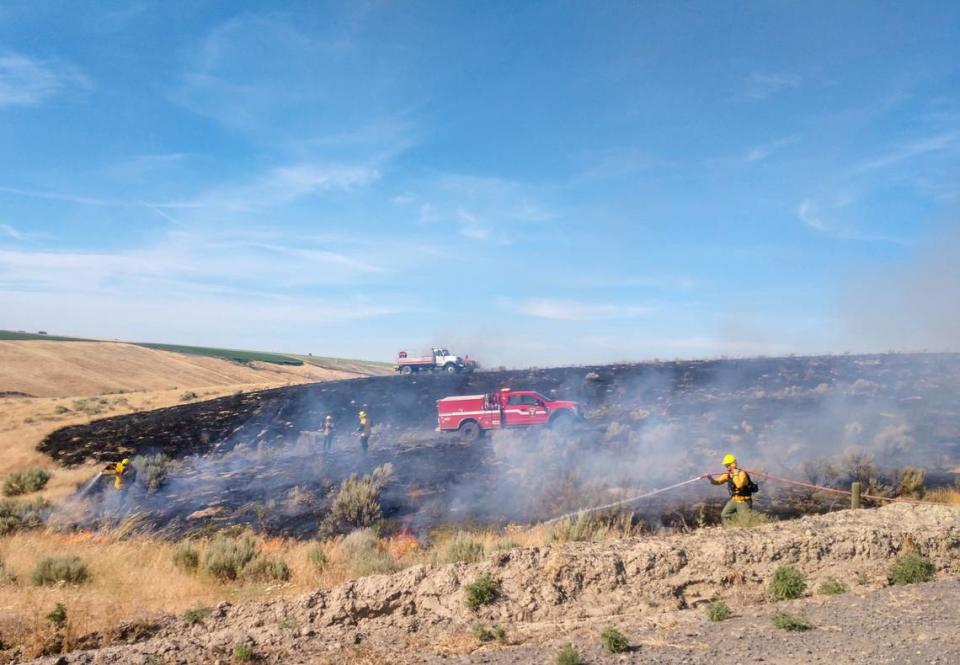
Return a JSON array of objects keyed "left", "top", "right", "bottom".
[
  {"left": 856, "top": 130, "right": 960, "bottom": 171},
  {"left": 0, "top": 52, "right": 90, "bottom": 108},
  {"left": 744, "top": 136, "right": 800, "bottom": 162},
  {"left": 510, "top": 299, "right": 654, "bottom": 321},
  {"left": 0, "top": 223, "right": 23, "bottom": 240},
  {"left": 411, "top": 173, "right": 554, "bottom": 241},
  {"left": 797, "top": 199, "right": 826, "bottom": 231},
  {"left": 743, "top": 72, "right": 801, "bottom": 101}
]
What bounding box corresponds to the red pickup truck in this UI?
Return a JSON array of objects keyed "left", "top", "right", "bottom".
[{"left": 436, "top": 387, "right": 581, "bottom": 442}]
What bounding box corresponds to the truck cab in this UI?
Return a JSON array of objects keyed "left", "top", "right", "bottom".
[{"left": 437, "top": 387, "right": 581, "bottom": 441}]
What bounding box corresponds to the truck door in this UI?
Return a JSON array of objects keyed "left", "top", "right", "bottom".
[{"left": 503, "top": 393, "right": 550, "bottom": 427}]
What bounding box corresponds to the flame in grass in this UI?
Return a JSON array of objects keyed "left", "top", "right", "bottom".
[{"left": 384, "top": 533, "right": 419, "bottom": 560}]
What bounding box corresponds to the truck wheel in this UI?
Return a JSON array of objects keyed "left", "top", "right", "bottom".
[
  {"left": 400, "top": 365, "right": 413, "bottom": 375},
  {"left": 445, "top": 364, "right": 458, "bottom": 374},
  {"left": 458, "top": 421, "right": 480, "bottom": 443},
  {"left": 550, "top": 412, "right": 575, "bottom": 434}
]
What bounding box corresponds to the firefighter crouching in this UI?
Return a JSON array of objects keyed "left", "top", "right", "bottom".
[
  {"left": 105, "top": 458, "right": 131, "bottom": 490},
  {"left": 322, "top": 415, "right": 335, "bottom": 452},
  {"left": 701, "top": 454, "right": 758, "bottom": 523},
  {"left": 357, "top": 410, "right": 371, "bottom": 454}
]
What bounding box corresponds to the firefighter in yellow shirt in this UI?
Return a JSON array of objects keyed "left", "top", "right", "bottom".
[
  {"left": 702, "top": 454, "right": 757, "bottom": 523},
  {"left": 356, "top": 410, "right": 371, "bottom": 454}
]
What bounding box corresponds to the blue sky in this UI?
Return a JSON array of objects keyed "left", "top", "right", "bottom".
[{"left": 1, "top": 1, "right": 958, "bottom": 365}]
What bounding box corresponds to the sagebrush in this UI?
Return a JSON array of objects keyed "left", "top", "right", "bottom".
[
  {"left": 319, "top": 464, "right": 392, "bottom": 536},
  {"left": 3, "top": 468, "right": 51, "bottom": 496},
  {"left": 339, "top": 528, "right": 397, "bottom": 578},
  {"left": 772, "top": 610, "right": 811, "bottom": 631},
  {"left": 555, "top": 644, "right": 584, "bottom": 665},
  {"left": 31, "top": 556, "right": 90, "bottom": 586},
  {"left": 441, "top": 532, "right": 485, "bottom": 564}
]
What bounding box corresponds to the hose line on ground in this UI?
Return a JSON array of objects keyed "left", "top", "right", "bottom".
[{"left": 543, "top": 476, "right": 702, "bottom": 524}]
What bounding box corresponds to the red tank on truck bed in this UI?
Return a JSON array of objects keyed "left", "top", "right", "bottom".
[{"left": 436, "top": 387, "right": 581, "bottom": 442}]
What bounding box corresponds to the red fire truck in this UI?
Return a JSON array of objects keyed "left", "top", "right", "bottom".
[{"left": 436, "top": 388, "right": 581, "bottom": 442}]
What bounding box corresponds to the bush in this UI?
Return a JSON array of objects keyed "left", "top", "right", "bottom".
[
  {"left": 771, "top": 610, "right": 811, "bottom": 631},
  {"left": 182, "top": 606, "right": 213, "bottom": 625},
  {"left": 897, "top": 467, "right": 926, "bottom": 499},
  {"left": 817, "top": 579, "right": 848, "bottom": 596},
  {"left": 203, "top": 533, "right": 259, "bottom": 581},
  {"left": 233, "top": 643, "right": 254, "bottom": 662},
  {"left": 600, "top": 626, "right": 629, "bottom": 653},
  {"left": 770, "top": 566, "right": 807, "bottom": 600},
  {"left": 548, "top": 513, "right": 609, "bottom": 542},
  {"left": 319, "top": 464, "right": 393, "bottom": 536},
  {"left": 173, "top": 542, "right": 200, "bottom": 573},
  {"left": 340, "top": 528, "right": 397, "bottom": 578},
  {"left": 307, "top": 544, "right": 327, "bottom": 571},
  {"left": 53, "top": 405, "right": 70, "bottom": 414},
  {"left": 724, "top": 509, "right": 771, "bottom": 528},
  {"left": 241, "top": 556, "right": 291, "bottom": 582},
  {"left": 3, "top": 468, "right": 52, "bottom": 496},
  {"left": 31, "top": 556, "right": 90, "bottom": 586},
  {"left": 1, "top": 498, "right": 49, "bottom": 535},
  {"left": 464, "top": 573, "right": 499, "bottom": 610},
  {"left": 889, "top": 553, "right": 935, "bottom": 585},
  {"left": 555, "top": 644, "right": 584, "bottom": 665},
  {"left": 705, "top": 600, "right": 732, "bottom": 622},
  {"left": 442, "top": 532, "right": 485, "bottom": 564},
  {"left": 132, "top": 454, "right": 172, "bottom": 492},
  {"left": 46, "top": 603, "right": 67, "bottom": 630},
  {"left": 180, "top": 391, "right": 198, "bottom": 402},
  {"left": 0, "top": 556, "right": 17, "bottom": 584}
]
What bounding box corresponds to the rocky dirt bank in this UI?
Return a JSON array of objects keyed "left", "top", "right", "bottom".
[{"left": 25, "top": 503, "right": 960, "bottom": 664}]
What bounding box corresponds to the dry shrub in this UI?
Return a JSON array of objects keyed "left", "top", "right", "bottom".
[
  {"left": 0, "top": 555, "right": 17, "bottom": 584},
  {"left": 547, "top": 510, "right": 642, "bottom": 543},
  {"left": 463, "top": 573, "right": 499, "bottom": 610},
  {"left": 441, "top": 532, "right": 485, "bottom": 564},
  {"left": 131, "top": 454, "right": 173, "bottom": 493},
  {"left": 0, "top": 498, "right": 48, "bottom": 535},
  {"left": 320, "top": 464, "right": 392, "bottom": 536},
  {"left": 705, "top": 600, "right": 731, "bottom": 621},
  {"left": 173, "top": 542, "right": 200, "bottom": 573},
  {"left": 307, "top": 544, "right": 327, "bottom": 571},
  {"left": 31, "top": 556, "right": 90, "bottom": 586},
  {"left": 771, "top": 610, "right": 811, "bottom": 631},
  {"left": 600, "top": 626, "right": 629, "bottom": 653},
  {"left": 817, "top": 579, "right": 848, "bottom": 595},
  {"left": 555, "top": 644, "right": 584, "bottom": 665},
  {"left": 896, "top": 467, "right": 925, "bottom": 499},
  {"left": 889, "top": 553, "right": 935, "bottom": 585},
  {"left": 3, "top": 468, "right": 52, "bottom": 496},
  {"left": 769, "top": 566, "right": 806, "bottom": 600},
  {"left": 241, "top": 556, "right": 291, "bottom": 583},
  {"left": 927, "top": 486, "right": 960, "bottom": 505},
  {"left": 339, "top": 528, "right": 397, "bottom": 578},
  {"left": 203, "top": 533, "right": 259, "bottom": 581}
]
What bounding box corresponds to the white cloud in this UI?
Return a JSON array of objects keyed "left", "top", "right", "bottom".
[
  {"left": 797, "top": 200, "right": 826, "bottom": 231},
  {"left": 744, "top": 136, "right": 800, "bottom": 162},
  {"left": 0, "top": 52, "right": 90, "bottom": 108},
  {"left": 0, "top": 223, "right": 23, "bottom": 239},
  {"left": 511, "top": 299, "right": 654, "bottom": 321},
  {"left": 414, "top": 173, "right": 554, "bottom": 241},
  {"left": 856, "top": 130, "right": 960, "bottom": 171},
  {"left": 744, "top": 73, "right": 801, "bottom": 101}
]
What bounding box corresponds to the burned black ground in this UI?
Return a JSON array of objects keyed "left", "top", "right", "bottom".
[{"left": 39, "top": 353, "right": 960, "bottom": 536}]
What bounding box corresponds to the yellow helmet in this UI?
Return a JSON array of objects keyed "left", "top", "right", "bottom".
[
  {"left": 359, "top": 410, "right": 366, "bottom": 417},
  {"left": 722, "top": 454, "right": 736, "bottom": 466},
  {"left": 325, "top": 415, "right": 332, "bottom": 420}
]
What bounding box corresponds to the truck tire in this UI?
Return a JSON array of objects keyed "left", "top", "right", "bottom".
[
  {"left": 550, "top": 411, "right": 575, "bottom": 434},
  {"left": 458, "top": 420, "right": 480, "bottom": 443},
  {"left": 400, "top": 365, "right": 413, "bottom": 375},
  {"left": 445, "top": 363, "right": 458, "bottom": 374}
]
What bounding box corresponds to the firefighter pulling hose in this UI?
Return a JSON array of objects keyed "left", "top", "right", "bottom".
[{"left": 701, "top": 453, "right": 758, "bottom": 523}]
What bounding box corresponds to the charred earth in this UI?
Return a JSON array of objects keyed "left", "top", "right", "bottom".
[{"left": 40, "top": 353, "right": 960, "bottom": 536}]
